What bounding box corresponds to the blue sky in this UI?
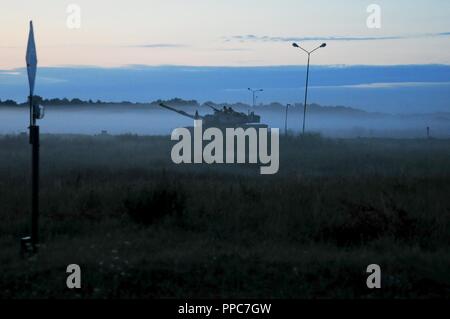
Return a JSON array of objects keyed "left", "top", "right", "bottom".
[{"left": 1, "top": 0, "right": 450, "bottom": 67}]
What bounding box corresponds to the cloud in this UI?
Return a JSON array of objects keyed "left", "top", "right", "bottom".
[
  {"left": 224, "top": 32, "right": 450, "bottom": 43},
  {"left": 222, "top": 82, "right": 450, "bottom": 91},
  {"left": 215, "top": 48, "right": 253, "bottom": 52},
  {"left": 0, "top": 71, "right": 21, "bottom": 76},
  {"left": 124, "top": 43, "right": 188, "bottom": 48},
  {"left": 311, "top": 82, "right": 450, "bottom": 90}
]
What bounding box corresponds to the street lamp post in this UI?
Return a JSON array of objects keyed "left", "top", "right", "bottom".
[
  {"left": 292, "top": 42, "right": 326, "bottom": 134},
  {"left": 285, "top": 104, "right": 291, "bottom": 136},
  {"left": 248, "top": 88, "right": 263, "bottom": 107}
]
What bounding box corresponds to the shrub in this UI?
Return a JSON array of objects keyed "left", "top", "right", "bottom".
[
  {"left": 123, "top": 185, "right": 186, "bottom": 225},
  {"left": 321, "top": 199, "right": 420, "bottom": 246}
]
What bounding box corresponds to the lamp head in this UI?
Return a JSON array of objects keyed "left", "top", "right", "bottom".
[
  {"left": 292, "top": 43, "right": 299, "bottom": 48},
  {"left": 320, "top": 43, "right": 327, "bottom": 48}
]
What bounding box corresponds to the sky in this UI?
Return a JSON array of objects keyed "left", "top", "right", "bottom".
[
  {"left": 1, "top": 0, "right": 450, "bottom": 68},
  {"left": 1, "top": 1, "right": 449, "bottom": 113}
]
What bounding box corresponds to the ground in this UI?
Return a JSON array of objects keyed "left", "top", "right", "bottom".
[{"left": 0, "top": 134, "right": 449, "bottom": 298}]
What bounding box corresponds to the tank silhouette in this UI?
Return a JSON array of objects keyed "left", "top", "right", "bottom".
[{"left": 159, "top": 103, "right": 268, "bottom": 129}]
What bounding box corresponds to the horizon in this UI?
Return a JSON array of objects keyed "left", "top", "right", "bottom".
[
  {"left": 1, "top": 85, "right": 449, "bottom": 115},
  {"left": 1, "top": 64, "right": 450, "bottom": 113}
]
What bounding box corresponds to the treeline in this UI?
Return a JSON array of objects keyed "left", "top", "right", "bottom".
[
  {"left": 0, "top": 97, "right": 365, "bottom": 115},
  {"left": 0, "top": 96, "right": 200, "bottom": 107},
  {"left": 0, "top": 99, "right": 19, "bottom": 106},
  {"left": 0, "top": 96, "right": 139, "bottom": 106},
  {"left": 0, "top": 96, "right": 299, "bottom": 108},
  {"left": 151, "top": 98, "right": 199, "bottom": 106}
]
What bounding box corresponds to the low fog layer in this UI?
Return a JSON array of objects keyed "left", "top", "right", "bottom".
[{"left": 1, "top": 104, "right": 449, "bottom": 138}]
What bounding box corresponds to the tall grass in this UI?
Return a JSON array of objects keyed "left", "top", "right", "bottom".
[{"left": 0, "top": 134, "right": 449, "bottom": 298}]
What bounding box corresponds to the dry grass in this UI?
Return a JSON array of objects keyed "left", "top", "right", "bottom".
[{"left": 0, "top": 134, "right": 449, "bottom": 298}]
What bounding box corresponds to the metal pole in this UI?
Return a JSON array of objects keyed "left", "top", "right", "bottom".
[
  {"left": 29, "top": 95, "right": 39, "bottom": 251},
  {"left": 23, "top": 20, "right": 40, "bottom": 255},
  {"left": 253, "top": 91, "right": 256, "bottom": 108},
  {"left": 285, "top": 104, "right": 289, "bottom": 136},
  {"left": 293, "top": 42, "right": 326, "bottom": 134},
  {"left": 302, "top": 53, "right": 311, "bottom": 135}
]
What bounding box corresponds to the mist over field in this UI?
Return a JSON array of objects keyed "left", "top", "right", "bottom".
[
  {"left": 1, "top": 104, "right": 449, "bottom": 138},
  {"left": 2, "top": 64, "right": 449, "bottom": 138}
]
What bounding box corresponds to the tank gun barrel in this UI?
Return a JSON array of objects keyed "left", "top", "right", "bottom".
[
  {"left": 159, "top": 103, "right": 202, "bottom": 120},
  {"left": 205, "top": 103, "right": 221, "bottom": 112}
]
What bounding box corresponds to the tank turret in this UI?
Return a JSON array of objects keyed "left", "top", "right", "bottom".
[{"left": 159, "top": 103, "right": 267, "bottom": 129}]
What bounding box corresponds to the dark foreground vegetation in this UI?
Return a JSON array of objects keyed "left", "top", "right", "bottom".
[{"left": 0, "top": 134, "right": 449, "bottom": 299}]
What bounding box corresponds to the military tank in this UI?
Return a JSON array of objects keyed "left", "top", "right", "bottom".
[{"left": 159, "top": 102, "right": 268, "bottom": 129}]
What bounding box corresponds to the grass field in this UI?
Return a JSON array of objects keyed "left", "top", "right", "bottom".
[{"left": 1, "top": 133, "right": 450, "bottom": 299}]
